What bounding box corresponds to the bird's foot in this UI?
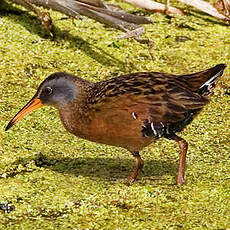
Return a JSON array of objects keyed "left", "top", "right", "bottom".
[
  {"left": 126, "top": 177, "right": 135, "bottom": 186},
  {"left": 176, "top": 176, "right": 185, "bottom": 185},
  {"left": 126, "top": 168, "right": 144, "bottom": 186}
]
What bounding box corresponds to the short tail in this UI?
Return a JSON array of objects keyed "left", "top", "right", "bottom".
[
  {"left": 198, "top": 64, "right": 226, "bottom": 96},
  {"left": 177, "top": 64, "right": 227, "bottom": 96}
]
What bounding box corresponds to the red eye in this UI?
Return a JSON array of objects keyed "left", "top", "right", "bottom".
[{"left": 45, "top": 87, "right": 52, "bottom": 95}]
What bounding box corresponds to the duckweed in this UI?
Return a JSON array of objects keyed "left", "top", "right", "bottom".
[{"left": 0, "top": 1, "right": 229, "bottom": 229}]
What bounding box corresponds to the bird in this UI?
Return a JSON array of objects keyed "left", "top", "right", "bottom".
[{"left": 5, "top": 64, "right": 226, "bottom": 185}]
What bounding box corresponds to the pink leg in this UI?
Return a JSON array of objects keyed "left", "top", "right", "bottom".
[
  {"left": 172, "top": 135, "right": 188, "bottom": 185},
  {"left": 127, "top": 152, "right": 144, "bottom": 185}
]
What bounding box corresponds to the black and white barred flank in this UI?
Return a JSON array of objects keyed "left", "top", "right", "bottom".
[
  {"left": 142, "top": 110, "right": 196, "bottom": 139},
  {"left": 142, "top": 121, "right": 167, "bottom": 138}
]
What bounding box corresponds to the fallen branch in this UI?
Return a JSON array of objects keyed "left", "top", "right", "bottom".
[
  {"left": 7, "top": 0, "right": 153, "bottom": 38},
  {"left": 178, "top": 0, "right": 230, "bottom": 21},
  {"left": 222, "top": 0, "right": 230, "bottom": 16},
  {"left": 120, "top": 0, "right": 184, "bottom": 15},
  {"left": 214, "top": 0, "right": 230, "bottom": 16},
  {"left": 121, "top": 0, "right": 230, "bottom": 23},
  {"left": 4, "top": 0, "right": 230, "bottom": 41}
]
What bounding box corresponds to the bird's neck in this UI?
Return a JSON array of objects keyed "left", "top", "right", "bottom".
[{"left": 57, "top": 82, "right": 93, "bottom": 137}]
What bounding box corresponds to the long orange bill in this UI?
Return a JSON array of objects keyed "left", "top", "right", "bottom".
[{"left": 5, "top": 98, "right": 43, "bottom": 131}]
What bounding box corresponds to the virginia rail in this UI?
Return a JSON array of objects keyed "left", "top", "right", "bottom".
[{"left": 6, "top": 64, "right": 226, "bottom": 185}]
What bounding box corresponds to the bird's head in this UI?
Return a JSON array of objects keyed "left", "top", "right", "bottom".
[{"left": 5, "top": 72, "right": 79, "bottom": 131}]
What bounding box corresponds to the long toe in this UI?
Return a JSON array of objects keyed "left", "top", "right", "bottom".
[
  {"left": 126, "top": 176, "right": 136, "bottom": 186},
  {"left": 176, "top": 176, "right": 185, "bottom": 185}
]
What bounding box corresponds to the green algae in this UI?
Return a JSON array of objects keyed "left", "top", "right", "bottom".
[{"left": 0, "top": 1, "right": 230, "bottom": 229}]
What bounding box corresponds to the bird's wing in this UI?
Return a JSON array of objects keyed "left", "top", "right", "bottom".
[
  {"left": 89, "top": 73, "right": 209, "bottom": 137},
  {"left": 175, "top": 64, "right": 226, "bottom": 94}
]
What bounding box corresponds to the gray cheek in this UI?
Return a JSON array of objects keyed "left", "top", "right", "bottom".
[{"left": 57, "top": 88, "right": 77, "bottom": 106}]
